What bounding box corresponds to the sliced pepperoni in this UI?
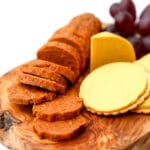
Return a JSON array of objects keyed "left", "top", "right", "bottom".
[
  {"left": 21, "top": 65, "right": 67, "bottom": 85},
  {"left": 33, "top": 94, "right": 83, "bottom": 122},
  {"left": 7, "top": 82, "right": 56, "bottom": 105},
  {"left": 49, "top": 26, "right": 88, "bottom": 70},
  {"left": 37, "top": 41, "right": 81, "bottom": 76},
  {"left": 19, "top": 72, "right": 66, "bottom": 94},
  {"left": 24, "top": 59, "right": 77, "bottom": 83},
  {"left": 33, "top": 115, "right": 87, "bottom": 141}
]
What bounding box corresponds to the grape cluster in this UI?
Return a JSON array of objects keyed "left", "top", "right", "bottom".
[{"left": 105, "top": 0, "right": 150, "bottom": 59}]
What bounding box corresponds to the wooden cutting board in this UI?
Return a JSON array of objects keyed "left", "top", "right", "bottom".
[{"left": 0, "top": 67, "right": 150, "bottom": 150}]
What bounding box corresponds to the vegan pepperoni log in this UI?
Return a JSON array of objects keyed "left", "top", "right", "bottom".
[{"left": 6, "top": 13, "right": 101, "bottom": 142}]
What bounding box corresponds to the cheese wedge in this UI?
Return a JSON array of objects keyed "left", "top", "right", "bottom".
[
  {"left": 79, "top": 62, "right": 148, "bottom": 115},
  {"left": 90, "top": 32, "right": 136, "bottom": 71}
]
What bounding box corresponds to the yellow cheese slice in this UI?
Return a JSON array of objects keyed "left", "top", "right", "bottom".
[
  {"left": 136, "top": 95, "right": 150, "bottom": 109},
  {"left": 79, "top": 62, "right": 147, "bottom": 115},
  {"left": 90, "top": 32, "right": 136, "bottom": 71},
  {"left": 133, "top": 108, "right": 150, "bottom": 114},
  {"left": 132, "top": 95, "right": 150, "bottom": 113},
  {"left": 132, "top": 54, "right": 150, "bottom": 113},
  {"left": 132, "top": 73, "right": 150, "bottom": 114},
  {"left": 135, "top": 54, "right": 150, "bottom": 73}
]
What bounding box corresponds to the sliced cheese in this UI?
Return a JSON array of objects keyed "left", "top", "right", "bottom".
[
  {"left": 136, "top": 95, "right": 150, "bottom": 109},
  {"left": 90, "top": 32, "right": 136, "bottom": 71},
  {"left": 133, "top": 54, "right": 150, "bottom": 113},
  {"left": 135, "top": 54, "right": 150, "bottom": 73},
  {"left": 79, "top": 62, "right": 147, "bottom": 115},
  {"left": 132, "top": 94, "right": 150, "bottom": 113}
]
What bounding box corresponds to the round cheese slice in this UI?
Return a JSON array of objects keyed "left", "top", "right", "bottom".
[
  {"left": 135, "top": 54, "right": 150, "bottom": 73},
  {"left": 79, "top": 62, "right": 148, "bottom": 115},
  {"left": 132, "top": 74, "right": 150, "bottom": 114},
  {"left": 90, "top": 31, "right": 136, "bottom": 71},
  {"left": 133, "top": 54, "right": 150, "bottom": 113},
  {"left": 133, "top": 95, "right": 150, "bottom": 114}
]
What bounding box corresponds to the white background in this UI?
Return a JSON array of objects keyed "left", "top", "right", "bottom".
[{"left": 0, "top": 0, "right": 149, "bottom": 149}]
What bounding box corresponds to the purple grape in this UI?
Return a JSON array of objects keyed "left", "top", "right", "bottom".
[
  {"left": 120, "top": 0, "right": 136, "bottom": 21},
  {"left": 137, "top": 5, "right": 150, "bottom": 35},
  {"left": 109, "top": 0, "right": 136, "bottom": 20},
  {"left": 127, "top": 36, "right": 144, "bottom": 59},
  {"left": 137, "top": 18, "right": 150, "bottom": 35},
  {"left": 104, "top": 24, "right": 127, "bottom": 37},
  {"left": 115, "top": 11, "right": 135, "bottom": 36},
  {"left": 142, "top": 35, "right": 150, "bottom": 53},
  {"left": 140, "top": 5, "right": 150, "bottom": 19},
  {"left": 109, "top": 3, "right": 120, "bottom": 18}
]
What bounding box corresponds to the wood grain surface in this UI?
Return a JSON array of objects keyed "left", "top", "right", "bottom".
[{"left": 0, "top": 67, "right": 150, "bottom": 150}]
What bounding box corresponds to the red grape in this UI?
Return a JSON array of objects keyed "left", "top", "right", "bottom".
[
  {"left": 105, "top": 24, "right": 127, "bottom": 37},
  {"left": 142, "top": 35, "right": 150, "bottom": 53},
  {"left": 109, "top": 3, "right": 120, "bottom": 18},
  {"left": 115, "top": 11, "right": 135, "bottom": 36},
  {"left": 137, "top": 18, "right": 150, "bottom": 35},
  {"left": 140, "top": 5, "right": 150, "bottom": 19},
  {"left": 108, "top": 0, "right": 150, "bottom": 56},
  {"left": 109, "top": 0, "right": 136, "bottom": 20},
  {"left": 127, "top": 36, "right": 144, "bottom": 59},
  {"left": 137, "top": 5, "right": 150, "bottom": 35},
  {"left": 120, "top": 0, "right": 136, "bottom": 21}
]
